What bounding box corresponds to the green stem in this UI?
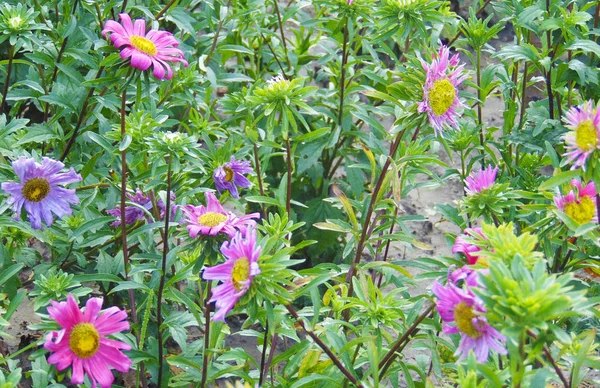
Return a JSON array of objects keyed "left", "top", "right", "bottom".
[
  {"left": 0, "top": 45, "right": 14, "bottom": 115},
  {"left": 253, "top": 143, "right": 267, "bottom": 218},
  {"left": 338, "top": 17, "right": 349, "bottom": 126},
  {"left": 285, "top": 137, "right": 293, "bottom": 218},
  {"left": 272, "top": 0, "right": 291, "bottom": 70},
  {"left": 75, "top": 183, "right": 110, "bottom": 191}
]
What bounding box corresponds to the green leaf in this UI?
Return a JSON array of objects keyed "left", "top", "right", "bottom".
[
  {"left": 72, "top": 273, "right": 123, "bottom": 283},
  {"left": 70, "top": 216, "right": 115, "bottom": 240},
  {"left": 538, "top": 169, "right": 581, "bottom": 191},
  {"left": 0, "top": 263, "right": 24, "bottom": 288}
]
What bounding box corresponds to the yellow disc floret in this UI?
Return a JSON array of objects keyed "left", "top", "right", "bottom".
[
  {"left": 69, "top": 323, "right": 100, "bottom": 359},
  {"left": 130, "top": 36, "right": 158, "bottom": 56},
  {"left": 453, "top": 302, "right": 481, "bottom": 338},
  {"left": 428, "top": 79, "right": 456, "bottom": 116},
  {"left": 575, "top": 120, "right": 597, "bottom": 152},
  {"left": 223, "top": 166, "right": 234, "bottom": 182},
  {"left": 232, "top": 257, "right": 250, "bottom": 291},
  {"left": 198, "top": 212, "right": 227, "bottom": 227},
  {"left": 22, "top": 178, "right": 51, "bottom": 202},
  {"left": 564, "top": 196, "right": 595, "bottom": 224}
]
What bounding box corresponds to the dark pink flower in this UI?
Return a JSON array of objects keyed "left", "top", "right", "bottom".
[
  {"left": 452, "top": 227, "right": 485, "bottom": 265},
  {"left": 465, "top": 165, "right": 498, "bottom": 196}
]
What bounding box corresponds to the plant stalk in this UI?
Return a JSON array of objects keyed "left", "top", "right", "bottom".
[
  {"left": 285, "top": 137, "right": 293, "bottom": 217},
  {"left": 200, "top": 281, "right": 212, "bottom": 388},
  {"left": 0, "top": 45, "right": 14, "bottom": 115},
  {"left": 272, "top": 0, "right": 291, "bottom": 69}
]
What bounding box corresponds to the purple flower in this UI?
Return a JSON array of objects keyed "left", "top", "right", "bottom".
[
  {"left": 432, "top": 272, "right": 506, "bottom": 363},
  {"left": 106, "top": 189, "right": 176, "bottom": 227},
  {"left": 1, "top": 157, "right": 82, "bottom": 229},
  {"left": 452, "top": 227, "right": 485, "bottom": 265},
  {"left": 465, "top": 165, "right": 498, "bottom": 196},
  {"left": 562, "top": 101, "right": 600, "bottom": 170},
  {"left": 213, "top": 156, "right": 253, "bottom": 199},
  {"left": 202, "top": 228, "right": 261, "bottom": 321},
  {"left": 182, "top": 192, "right": 259, "bottom": 238}
]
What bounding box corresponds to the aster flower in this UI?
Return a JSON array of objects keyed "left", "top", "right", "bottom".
[
  {"left": 1, "top": 157, "right": 82, "bottom": 229},
  {"left": 213, "top": 156, "right": 253, "bottom": 199},
  {"left": 432, "top": 274, "right": 506, "bottom": 363},
  {"left": 465, "top": 165, "right": 498, "bottom": 196},
  {"left": 182, "top": 192, "right": 259, "bottom": 238},
  {"left": 203, "top": 228, "right": 261, "bottom": 321},
  {"left": 562, "top": 101, "right": 600, "bottom": 170},
  {"left": 102, "top": 13, "right": 188, "bottom": 80},
  {"left": 453, "top": 228, "right": 485, "bottom": 265},
  {"left": 418, "top": 45, "right": 467, "bottom": 135},
  {"left": 106, "top": 189, "right": 176, "bottom": 226},
  {"left": 554, "top": 179, "right": 597, "bottom": 225},
  {"left": 44, "top": 294, "right": 131, "bottom": 388}
]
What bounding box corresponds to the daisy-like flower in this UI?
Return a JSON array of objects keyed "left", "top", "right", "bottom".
[
  {"left": 182, "top": 192, "right": 259, "bottom": 238},
  {"left": 203, "top": 228, "right": 261, "bottom": 321},
  {"left": 465, "top": 165, "right": 498, "bottom": 196},
  {"left": 432, "top": 274, "right": 506, "bottom": 363},
  {"left": 213, "top": 156, "right": 253, "bottom": 199},
  {"left": 418, "top": 45, "right": 467, "bottom": 134},
  {"left": 44, "top": 294, "right": 131, "bottom": 388},
  {"left": 554, "top": 179, "right": 597, "bottom": 225},
  {"left": 562, "top": 101, "right": 600, "bottom": 170},
  {"left": 102, "top": 13, "right": 188, "bottom": 80},
  {"left": 106, "top": 189, "right": 176, "bottom": 226},
  {"left": 1, "top": 157, "right": 82, "bottom": 229},
  {"left": 452, "top": 228, "right": 485, "bottom": 265}
]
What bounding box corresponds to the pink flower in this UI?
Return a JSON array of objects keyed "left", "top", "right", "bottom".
[
  {"left": 562, "top": 101, "right": 600, "bottom": 170},
  {"left": 432, "top": 273, "right": 506, "bottom": 362},
  {"left": 182, "top": 192, "right": 259, "bottom": 238},
  {"left": 465, "top": 165, "right": 498, "bottom": 196},
  {"left": 418, "top": 45, "right": 467, "bottom": 135},
  {"left": 102, "top": 13, "right": 188, "bottom": 80},
  {"left": 554, "top": 179, "right": 597, "bottom": 224},
  {"left": 452, "top": 228, "right": 485, "bottom": 265},
  {"left": 202, "top": 228, "right": 261, "bottom": 321},
  {"left": 44, "top": 294, "right": 131, "bottom": 388}
]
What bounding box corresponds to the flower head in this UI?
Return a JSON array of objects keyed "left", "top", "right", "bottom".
[
  {"left": 44, "top": 294, "right": 131, "bottom": 388},
  {"left": 554, "top": 179, "right": 597, "bottom": 225},
  {"left": 432, "top": 272, "right": 506, "bottom": 363},
  {"left": 203, "top": 228, "right": 261, "bottom": 321},
  {"left": 465, "top": 165, "right": 498, "bottom": 196},
  {"left": 213, "top": 157, "right": 253, "bottom": 199},
  {"left": 418, "top": 45, "right": 467, "bottom": 135},
  {"left": 453, "top": 228, "right": 486, "bottom": 265},
  {"left": 182, "top": 192, "right": 259, "bottom": 238},
  {"left": 562, "top": 101, "right": 600, "bottom": 170},
  {"left": 102, "top": 13, "right": 188, "bottom": 80},
  {"left": 106, "top": 189, "right": 176, "bottom": 226},
  {"left": 1, "top": 157, "right": 82, "bottom": 229}
]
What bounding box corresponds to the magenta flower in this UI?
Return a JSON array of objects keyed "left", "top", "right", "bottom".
[
  {"left": 44, "top": 294, "right": 131, "bottom": 388},
  {"left": 418, "top": 45, "right": 467, "bottom": 135},
  {"left": 102, "top": 13, "right": 188, "bottom": 80},
  {"left": 203, "top": 228, "right": 261, "bottom": 321},
  {"left": 562, "top": 101, "right": 600, "bottom": 170},
  {"left": 182, "top": 192, "right": 259, "bottom": 238},
  {"left": 432, "top": 273, "right": 506, "bottom": 362},
  {"left": 554, "top": 179, "right": 597, "bottom": 224},
  {"left": 1, "top": 157, "right": 82, "bottom": 229},
  {"left": 213, "top": 156, "right": 253, "bottom": 199},
  {"left": 452, "top": 228, "right": 485, "bottom": 265},
  {"left": 465, "top": 165, "right": 498, "bottom": 196},
  {"left": 106, "top": 189, "right": 176, "bottom": 226}
]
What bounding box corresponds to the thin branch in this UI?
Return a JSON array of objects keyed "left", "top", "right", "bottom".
[{"left": 272, "top": 0, "right": 291, "bottom": 69}]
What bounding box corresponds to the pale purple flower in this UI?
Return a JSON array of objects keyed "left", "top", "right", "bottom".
[
  {"left": 102, "top": 13, "right": 188, "bottom": 80},
  {"left": 554, "top": 179, "right": 597, "bottom": 224},
  {"left": 44, "top": 294, "right": 131, "bottom": 388},
  {"left": 465, "top": 165, "right": 498, "bottom": 196},
  {"left": 418, "top": 45, "right": 467, "bottom": 135},
  {"left": 182, "top": 192, "right": 259, "bottom": 238},
  {"left": 213, "top": 156, "right": 253, "bottom": 199},
  {"left": 432, "top": 273, "right": 506, "bottom": 362},
  {"left": 452, "top": 228, "right": 485, "bottom": 265},
  {"left": 203, "top": 228, "right": 261, "bottom": 321},
  {"left": 106, "top": 189, "right": 176, "bottom": 227},
  {"left": 562, "top": 101, "right": 600, "bottom": 170},
  {"left": 1, "top": 157, "right": 82, "bottom": 229}
]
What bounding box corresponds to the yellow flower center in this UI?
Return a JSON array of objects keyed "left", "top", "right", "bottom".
[
  {"left": 223, "top": 166, "right": 234, "bottom": 182},
  {"left": 198, "top": 212, "right": 227, "bottom": 227},
  {"left": 428, "top": 79, "right": 456, "bottom": 116},
  {"left": 22, "top": 177, "right": 51, "bottom": 202},
  {"left": 453, "top": 302, "right": 481, "bottom": 338},
  {"left": 130, "top": 35, "right": 157, "bottom": 56},
  {"left": 564, "top": 196, "right": 595, "bottom": 224},
  {"left": 575, "top": 120, "right": 597, "bottom": 152},
  {"left": 232, "top": 257, "right": 250, "bottom": 291},
  {"left": 69, "top": 323, "right": 100, "bottom": 359}
]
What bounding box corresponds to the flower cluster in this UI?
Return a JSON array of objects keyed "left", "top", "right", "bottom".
[
  {"left": 106, "top": 189, "right": 176, "bottom": 226},
  {"left": 562, "top": 100, "right": 600, "bottom": 170}
]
